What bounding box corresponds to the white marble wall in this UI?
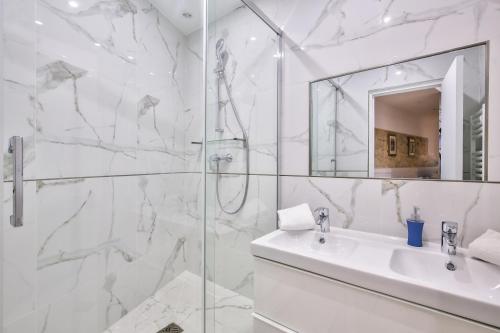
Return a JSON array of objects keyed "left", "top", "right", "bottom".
[
  {"left": 255, "top": 0, "right": 500, "bottom": 179},
  {"left": 3, "top": 173, "right": 202, "bottom": 332},
  {"left": 248, "top": 0, "right": 500, "bottom": 244},
  {"left": 281, "top": 176, "right": 499, "bottom": 246},
  {"left": 3, "top": 0, "right": 198, "bottom": 180},
  {"left": 203, "top": 5, "right": 279, "bottom": 176}
]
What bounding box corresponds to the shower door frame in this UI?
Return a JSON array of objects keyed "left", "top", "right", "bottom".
[{"left": 0, "top": 0, "right": 5, "bottom": 328}]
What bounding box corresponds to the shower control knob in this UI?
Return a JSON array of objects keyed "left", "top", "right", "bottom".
[
  {"left": 210, "top": 153, "right": 233, "bottom": 163},
  {"left": 222, "top": 153, "right": 233, "bottom": 163}
]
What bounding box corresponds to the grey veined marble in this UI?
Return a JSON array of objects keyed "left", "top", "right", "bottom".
[{"left": 37, "top": 60, "right": 87, "bottom": 93}]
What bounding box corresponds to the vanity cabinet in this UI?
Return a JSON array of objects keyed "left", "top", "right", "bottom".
[{"left": 254, "top": 258, "right": 500, "bottom": 333}]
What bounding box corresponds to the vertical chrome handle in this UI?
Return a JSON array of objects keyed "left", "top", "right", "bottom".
[{"left": 8, "top": 136, "right": 23, "bottom": 227}]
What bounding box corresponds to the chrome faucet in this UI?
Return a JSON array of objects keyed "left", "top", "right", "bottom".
[
  {"left": 314, "top": 207, "right": 330, "bottom": 244},
  {"left": 441, "top": 221, "right": 458, "bottom": 271},
  {"left": 315, "top": 207, "right": 330, "bottom": 233}
]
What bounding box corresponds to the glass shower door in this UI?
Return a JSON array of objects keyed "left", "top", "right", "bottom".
[
  {"left": 2, "top": 0, "right": 204, "bottom": 332},
  {"left": 204, "top": 1, "right": 280, "bottom": 332}
]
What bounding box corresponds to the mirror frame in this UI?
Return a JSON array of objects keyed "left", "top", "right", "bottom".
[{"left": 308, "top": 42, "right": 490, "bottom": 183}]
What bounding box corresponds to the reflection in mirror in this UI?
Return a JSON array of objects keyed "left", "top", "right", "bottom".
[{"left": 310, "top": 44, "right": 487, "bottom": 181}]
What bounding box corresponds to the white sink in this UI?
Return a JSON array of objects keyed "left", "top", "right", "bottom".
[
  {"left": 390, "top": 248, "right": 500, "bottom": 301},
  {"left": 267, "top": 230, "right": 359, "bottom": 257},
  {"left": 251, "top": 228, "right": 500, "bottom": 328}
]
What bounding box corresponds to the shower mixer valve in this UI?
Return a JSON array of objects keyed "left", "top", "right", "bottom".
[{"left": 210, "top": 153, "right": 233, "bottom": 164}]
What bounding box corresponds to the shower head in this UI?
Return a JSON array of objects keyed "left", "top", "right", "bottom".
[
  {"left": 216, "top": 38, "right": 225, "bottom": 57},
  {"left": 215, "top": 38, "right": 228, "bottom": 71}
]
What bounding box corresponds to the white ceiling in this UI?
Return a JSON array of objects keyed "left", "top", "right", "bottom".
[
  {"left": 377, "top": 88, "right": 441, "bottom": 115},
  {"left": 149, "top": 0, "right": 243, "bottom": 35}
]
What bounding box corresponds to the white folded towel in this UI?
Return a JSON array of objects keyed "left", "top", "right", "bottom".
[
  {"left": 468, "top": 229, "right": 500, "bottom": 266},
  {"left": 278, "top": 203, "right": 316, "bottom": 231}
]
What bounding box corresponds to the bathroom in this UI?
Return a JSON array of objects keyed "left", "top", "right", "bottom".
[{"left": 0, "top": 0, "right": 498, "bottom": 332}]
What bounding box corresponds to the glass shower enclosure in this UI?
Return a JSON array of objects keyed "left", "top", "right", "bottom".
[
  {"left": 204, "top": 1, "right": 280, "bottom": 332},
  {"left": 0, "top": 0, "right": 280, "bottom": 332}
]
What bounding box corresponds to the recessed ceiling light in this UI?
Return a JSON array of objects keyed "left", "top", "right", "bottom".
[
  {"left": 182, "top": 12, "right": 192, "bottom": 18},
  {"left": 149, "top": 72, "right": 155, "bottom": 76},
  {"left": 68, "top": 1, "right": 79, "bottom": 8},
  {"left": 395, "top": 70, "right": 403, "bottom": 75},
  {"left": 250, "top": 36, "right": 257, "bottom": 41},
  {"left": 94, "top": 42, "right": 101, "bottom": 47},
  {"left": 127, "top": 55, "right": 135, "bottom": 60},
  {"left": 34, "top": 20, "right": 44, "bottom": 25},
  {"left": 383, "top": 16, "right": 391, "bottom": 24}
]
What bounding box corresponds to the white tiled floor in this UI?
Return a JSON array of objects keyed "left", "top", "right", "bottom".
[{"left": 104, "top": 271, "right": 253, "bottom": 333}]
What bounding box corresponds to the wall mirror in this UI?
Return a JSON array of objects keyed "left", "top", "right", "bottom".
[{"left": 310, "top": 44, "right": 488, "bottom": 181}]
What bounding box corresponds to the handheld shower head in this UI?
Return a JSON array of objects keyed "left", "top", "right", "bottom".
[
  {"left": 216, "top": 38, "right": 225, "bottom": 57},
  {"left": 215, "top": 38, "right": 228, "bottom": 71}
]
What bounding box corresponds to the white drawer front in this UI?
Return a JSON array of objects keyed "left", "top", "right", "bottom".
[{"left": 254, "top": 258, "right": 499, "bottom": 333}]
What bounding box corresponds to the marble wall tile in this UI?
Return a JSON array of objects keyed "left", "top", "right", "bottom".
[
  {"left": 253, "top": 0, "right": 500, "bottom": 179},
  {"left": 187, "top": 5, "right": 280, "bottom": 175},
  {"left": 3, "top": 0, "right": 199, "bottom": 180},
  {"left": 3, "top": 311, "right": 36, "bottom": 333},
  {"left": 281, "top": 176, "right": 500, "bottom": 247},
  {"left": 204, "top": 173, "right": 276, "bottom": 333},
  {"left": 2, "top": 182, "right": 37, "bottom": 327},
  {"left": 206, "top": 174, "right": 277, "bottom": 299},
  {"left": 2, "top": 172, "right": 202, "bottom": 332},
  {"left": 246, "top": 0, "right": 500, "bottom": 245},
  {"left": 2, "top": 0, "right": 37, "bottom": 181}
]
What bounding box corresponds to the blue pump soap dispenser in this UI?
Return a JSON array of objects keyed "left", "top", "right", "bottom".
[{"left": 407, "top": 206, "right": 424, "bottom": 247}]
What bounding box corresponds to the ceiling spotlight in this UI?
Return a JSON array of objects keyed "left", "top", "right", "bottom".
[
  {"left": 182, "top": 12, "right": 192, "bottom": 18},
  {"left": 127, "top": 55, "right": 135, "bottom": 60},
  {"left": 250, "top": 36, "right": 257, "bottom": 41},
  {"left": 395, "top": 70, "right": 403, "bottom": 75},
  {"left": 383, "top": 16, "right": 391, "bottom": 24},
  {"left": 34, "top": 20, "right": 44, "bottom": 25},
  {"left": 94, "top": 42, "right": 101, "bottom": 47}
]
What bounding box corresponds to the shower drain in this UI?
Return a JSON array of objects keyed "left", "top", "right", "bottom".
[{"left": 157, "top": 323, "right": 183, "bottom": 333}]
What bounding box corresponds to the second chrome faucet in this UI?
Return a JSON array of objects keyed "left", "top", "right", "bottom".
[{"left": 441, "top": 221, "right": 459, "bottom": 271}]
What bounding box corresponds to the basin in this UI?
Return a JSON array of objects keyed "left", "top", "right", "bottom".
[{"left": 252, "top": 227, "right": 500, "bottom": 328}]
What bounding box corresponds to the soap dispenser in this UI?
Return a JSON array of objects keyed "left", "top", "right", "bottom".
[{"left": 407, "top": 206, "right": 424, "bottom": 247}]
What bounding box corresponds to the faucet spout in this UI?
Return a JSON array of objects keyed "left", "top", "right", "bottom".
[
  {"left": 314, "top": 207, "right": 330, "bottom": 233},
  {"left": 441, "top": 221, "right": 458, "bottom": 271}
]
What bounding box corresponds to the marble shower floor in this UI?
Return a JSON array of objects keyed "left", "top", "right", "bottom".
[{"left": 104, "top": 271, "right": 253, "bottom": 333}]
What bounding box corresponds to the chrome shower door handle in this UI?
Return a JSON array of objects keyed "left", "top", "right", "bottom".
[{"left": 8, "top": 136, "right": 23, "bottom": 227}]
